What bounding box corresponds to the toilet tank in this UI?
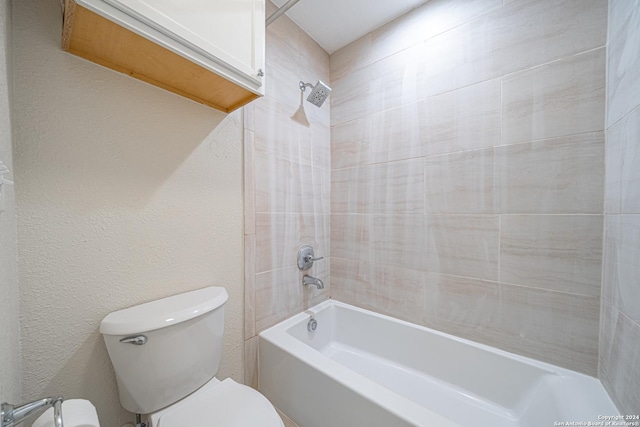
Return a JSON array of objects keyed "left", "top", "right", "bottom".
[{"left": 100, "top": 286, "right": 228, "bottom": 414}]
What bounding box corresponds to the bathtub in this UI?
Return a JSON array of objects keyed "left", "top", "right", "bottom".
[{"left": 259, "top": 300, "right": 619, "bottom": 427}]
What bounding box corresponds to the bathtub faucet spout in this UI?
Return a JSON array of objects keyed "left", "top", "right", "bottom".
[{"left": 302, "top": 275, "right": 324, "bottom": 289}]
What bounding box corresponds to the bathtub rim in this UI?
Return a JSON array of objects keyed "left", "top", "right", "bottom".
[{"left": 258, "top": 298, "right": 619, "bottom": 425}]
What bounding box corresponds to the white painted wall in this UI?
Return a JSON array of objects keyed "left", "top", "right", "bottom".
[
  {"left": 12, "top": 0, "right": 244, "bottom": 426},
  {"left": 0, "top": 0, "right": 20, "bottom": 405}
]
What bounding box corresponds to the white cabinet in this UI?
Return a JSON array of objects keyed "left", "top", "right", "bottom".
[{"left": 63, "top": 0, "right": 265, "bottom": 112}]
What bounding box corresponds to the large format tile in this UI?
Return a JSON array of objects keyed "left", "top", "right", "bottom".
[
  {"left": 366, "top": 43, "right": 427, "bottom": 116},
  {"left": 502, "top": 48, "right": 606, "bottom": 144},
  {"left": 255, "top": 154, "right": 329, "bottom": 215},
  {"left": 331, "top": 116, "right": 373, "bottom": 170},
  {"left": 603, "top": 215, "right": 640, "bottom": 325},
  {"left": 244, "top": 336, "right": 259, "bottom": 388},
  {"left": 244, "top": 129, "right": 256, "bottom": 235},
  {"left": 330, "top": 34, "right": 372, "bottom": 82},
  {"left": 254, "top": 97, "right": 313, "bottom": 166},
  {"left": 605, "top": 106, "right": 640, "bottom": 214},
  {"left": 331, "top": 158, "right": 425, "bottom": 214},
  {"left": 496, "top": 132, "right": 604, "bottom": 214},
  {"left": 421, "top": 273, "right": 502, "bottom": 336},
  {"left": 370, "top": 0, "right": 503, "bottom": 63},
  {"left": 255, "top": 261, "right": 330, "bottom": 332},
  {"left": 330, "top": 65, "right": 375, "bottom": 126},
  {"left": 368, "top": 102, "right": 425, "bottom": 164},
  {"left": 422, "top": 0, "right": 607, "bottom": 97},
  {"left": 331, "top": 257, "right": 427, "bottom": 324},
  {"left": 607, "top": 2, "right": 640, "bottom": 126},
  {"left": 331, "top": 214, "right": 430, "bottom": 271},
  {"left": 244, "top": 234, "right": 256, "bottom": 339},
  {"left": 424, "top": 148, "right": 497, "bottom": 214},
  {"left": 371, "top": 214, "right": 430, "bottom": 271},
  {"left": 599, "top": 306, "right": 640, "bottom": 415},
  {"left": 424, "top": 275, "right": 598, "bottom": 375},
  {"left": 495, "top": 283, "right": 599, "bottom": 375},
  {"left": 330, "top": 214, "right": 372, "bottom": 262},
  {"left": 255, "top": 213, "right": 330, "bottom": 273},
  {"left": 500, "top": 215, "right": 603, "bottom": 296},
  {"left": 420, "top": 79, "right": 502, "bottom": 156},
  {"left": 426, "top": 215, "right": 499, "bottom": 280}
]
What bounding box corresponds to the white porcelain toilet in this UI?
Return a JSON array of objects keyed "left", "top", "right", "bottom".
[{"left": 99, "top": 286, "right": 284, "bottom": 427}]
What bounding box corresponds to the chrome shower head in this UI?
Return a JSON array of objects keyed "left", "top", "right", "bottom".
[{"left": 299, "top": 80, "right": 332, "bottom": 107}]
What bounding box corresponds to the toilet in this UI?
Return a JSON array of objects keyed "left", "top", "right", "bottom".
[{"left": 99, "top": 286, "right": 284, "bottom": 427}]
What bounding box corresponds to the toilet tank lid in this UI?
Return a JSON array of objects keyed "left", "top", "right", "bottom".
[{"left": 100, "top": 286, "right": 228, "bottom": 335}]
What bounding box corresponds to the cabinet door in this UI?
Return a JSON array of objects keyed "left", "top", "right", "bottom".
[{"left": 78, "top": 0, "right": 265, "bottom": 95}]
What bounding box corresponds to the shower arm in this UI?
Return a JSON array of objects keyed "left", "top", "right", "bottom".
[
  {"left": 299, "top": 81, "right": 314, "bottom": 92},
  {"left": 266, "top": 0, "right": 301, "bottom": 27}
]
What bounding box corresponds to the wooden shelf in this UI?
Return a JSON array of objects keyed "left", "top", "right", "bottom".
[{"left": 62, "top": 0, "right": 260, "bottom": 113}]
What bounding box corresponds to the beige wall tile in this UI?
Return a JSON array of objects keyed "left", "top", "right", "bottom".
[
  {"left": 331, "top": 116, "right": 373, "bottom": 170},
  {"left": 244, "top": 336, "right": 259, "bottom": 389},
  {"left": 607, "top": 2, "right": 640, "bottom": 127},
  {"left": 244, "top": 129, "right": 256, "bottom": 235},
  {"left": 368, "top": 102, "right": 426, "bottom": 164},
  {"left": 255, "top": 154, "right": 330, "bottom": 215},
  {"left": 245, "top": 234, "right": 256, "bottom": 339},
  {"left": 372, "top": 215, "right": 430, "bottom": 271},
  {"left": 495, "top": 283, "right": 599, "bottom": 375},
  {"left": 502, "top": 48, "right": 606, "bottom": 144},
  {"left": 330, "top": 34, "right": 372, "bottom": 82},
  {"left": 497, "top": 132, "right": 604, "bottom": 214},
  {"left": 426, "top": 276, "right": 599, "bottom": 375},
  {"left": 330, "top": 214, "right": 372, "bottom": 262},
  {"left": 330, "top": 65, "right": 375, "bottom": 126},
  {"left": 421, "top": 273, "right": 501, "bottom": 336},
  {"left": 331, "top": 214, "right": 430, "bottom": 271},
  {"left": 370, "top": 0, "right": 503, "bottom": 63},
  {"left": 420, "top": 79, "right": 502, "bottom": 156},
  {"left": 368, "top": 43, "right": 427, "bottom": 115},
  {"left": 501, "top": 215, "right": 603, "bottom": 296},
  {"left": 605, "top": 106, "right": 640, "bottom": 214},
  {"left": 602, "top": 0, "right": 640, "bottom": 414},
  {"left": 331, "top": 257, "right": 427, "bottom": 325},
  {"left": 254, "top": 97, "right": 313, "bottom": 166},
  {"left": 421, "top": 0, "right": 607, "bottom": 97},
  {"left": 331, "top": 158, "right": 425, "bottom": 214},
  {"left": 603, "top": 215, "right": 640, "bottom": 325},
  {"left": 427, "top": 215, "right": 499, "bottom": 280},
  {"left": 255, "top": 213, "right": 330, "bottom": 273},
  {"left": 255, "top": 262, "right": 330, "bottom": 332},
  {"left": 424, "top": 148, "right": 497, "bottom": 214},
  {"left": 599, "top": 306, "right": 640, "bottom": 415}
]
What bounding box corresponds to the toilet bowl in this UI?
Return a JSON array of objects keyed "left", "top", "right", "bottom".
[{"left": 99, "top": 286, "right": 283, "bottom": 427}]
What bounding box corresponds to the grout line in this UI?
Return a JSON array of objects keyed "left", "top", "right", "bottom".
[
  {"left": 332, "top": 44, "right": 607, "bottom": 128},
  {"left": 330, "top": 255, "right": 602, "bottom": 299},
  {"left": 330, "top": 129, "right": 604, "bottom": 172}
]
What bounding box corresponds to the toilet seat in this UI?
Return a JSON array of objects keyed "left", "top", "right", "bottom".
[{"left": 150, "top": 378, "right": 284, "bottom": 427}]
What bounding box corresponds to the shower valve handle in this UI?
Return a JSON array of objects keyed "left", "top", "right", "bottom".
[{"left": 297, "top": 245, "right": 323, "bottom": 270}]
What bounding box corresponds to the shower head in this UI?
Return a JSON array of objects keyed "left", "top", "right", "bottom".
[{"left": 299, "top": 80, "right": 332, "bottom": 107}]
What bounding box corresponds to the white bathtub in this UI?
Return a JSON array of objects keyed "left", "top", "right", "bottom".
[{"left": 259, "top": 300, "right": 619, "bottom": 427}]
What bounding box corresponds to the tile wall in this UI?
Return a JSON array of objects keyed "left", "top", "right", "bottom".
[
  {"left": 600, "top": 0, "right": 640, "bottom": 414},
  {"left": 244, "top": 1, "right": 331, "bottom": 387},
  {"left": 330, "top": 0, "right": 607, "bottom": 375}
]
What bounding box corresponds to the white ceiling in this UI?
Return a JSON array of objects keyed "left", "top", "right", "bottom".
[{"left": 270, "top": 0, "right": 428, "bottom": 54}]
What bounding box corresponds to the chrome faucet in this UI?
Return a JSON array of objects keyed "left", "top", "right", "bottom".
[
  {"left": 302, "top": 275, "right": 324, "bottom": 289},
  {"left": 1, "top": 397, "right": 64, "bottom": 427}
]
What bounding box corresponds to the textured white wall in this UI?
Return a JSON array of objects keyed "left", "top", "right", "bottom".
[
  {"left": 12, "top": 0, "right": 244, "bottom": 426},
  {"left": 0, "top": 0, "right": 20, "bottom": 405}
]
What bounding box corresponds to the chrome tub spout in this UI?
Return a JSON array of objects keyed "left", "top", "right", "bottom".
[{"left": 302, "top": 275, "right": 324, "bottom": 289}]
